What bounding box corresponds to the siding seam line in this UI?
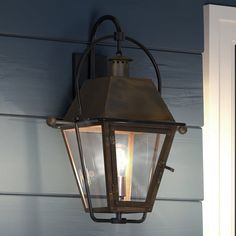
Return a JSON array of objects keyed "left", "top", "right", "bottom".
[{"left": 0, "top": 32, "right": 202, "bottom": 55}]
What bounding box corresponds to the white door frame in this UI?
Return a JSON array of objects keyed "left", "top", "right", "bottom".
[{"left": 203, "top": 5, "right": 235, "bottom": 236}]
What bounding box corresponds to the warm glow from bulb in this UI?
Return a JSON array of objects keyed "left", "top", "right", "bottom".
[
  {"left": 115, "top": 132, "right": 135, "bottom": 201},
  {"left": 116, "top": 144, "right": 128, "bottom": 176}
]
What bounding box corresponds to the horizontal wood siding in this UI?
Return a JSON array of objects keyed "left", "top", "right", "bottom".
[
  {"left": 0, "top": 117, "right": 203, "bottom": 200},
  {"left": 0, "top": 0, "right": 203, "bottom": 52},
  {"left": 0, "top": 38, "right": 203, "bottom": 126},
  {"left": 0, "top": 195, "right": 202, "bottom": 236}
]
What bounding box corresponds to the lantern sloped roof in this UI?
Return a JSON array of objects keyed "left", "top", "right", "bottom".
[{"left": 64, "top": 76, "right": 175, "bottom": 123}]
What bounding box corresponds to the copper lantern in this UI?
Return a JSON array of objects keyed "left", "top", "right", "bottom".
[{"left": 47, "top": 15, "right": 187, "bottom": 224}]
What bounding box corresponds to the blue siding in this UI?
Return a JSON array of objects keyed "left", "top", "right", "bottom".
[
  {"left": 0, "top": 0, "right": 203, "bottom": 52},
  {"left": 0, "top": 117, "right": 203, "bottom": 200},
  {"left": 0, "top": 0, "right": 207, "bottom": 235},
  {"left": 0, "top": 196, "right": 202, "bottom": 236},
  {"left": 0, "top": 38, "right": 203, "bottom": 125}
]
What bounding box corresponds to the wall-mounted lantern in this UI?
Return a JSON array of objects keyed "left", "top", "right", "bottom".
[{"left": 47, "top": 15, "right": 187, "bottom": 224}]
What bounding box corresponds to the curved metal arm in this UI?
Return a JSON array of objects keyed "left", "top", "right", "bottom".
[
  {"left": 89, "top": 15, "right": 122, "bottom": 42},
  {"left": 89, "top": 15, "right": 123, "bottom": 80},
  {"left": 125, "top": 36, "right": 162, "bottom": 94}
]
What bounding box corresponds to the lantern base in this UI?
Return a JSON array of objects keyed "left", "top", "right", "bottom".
[{"left": 89, "top": 212, "right": 147, "bottom": 224}]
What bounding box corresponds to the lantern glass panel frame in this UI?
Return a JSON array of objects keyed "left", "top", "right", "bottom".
[{"left": 61, "top": 119, "right": 177, "bottom": 214}]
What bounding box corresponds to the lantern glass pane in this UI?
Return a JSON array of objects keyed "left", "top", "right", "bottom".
[
  {"left": 115, "top": 130, "right": 165, "bottom": 201},
  {"left": 79, "top": 125, "right": 107, "bottom": 208},
  {"left": 63, "top": 125, "right": 107, "bottom": 210},
  {"left": 63, "top": 128, "right": 88, "bottom": 209}
]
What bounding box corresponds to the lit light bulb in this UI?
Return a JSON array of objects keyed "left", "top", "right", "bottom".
[
  {"left": 116, "top": 144, "right": 128, "bottom": 176},
  {"left": 116, "top": 143, "right": 128, "bottom": 200}
]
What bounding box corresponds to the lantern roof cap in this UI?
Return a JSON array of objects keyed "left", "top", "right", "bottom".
[{"left": 64, "top": 76, "right": 179, "bottom": 125}]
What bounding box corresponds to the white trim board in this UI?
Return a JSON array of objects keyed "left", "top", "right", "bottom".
[{"left": 203, "top": 5, "right": 235, "bottom": 236}]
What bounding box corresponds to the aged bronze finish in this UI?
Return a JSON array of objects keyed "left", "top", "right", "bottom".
[
  {"left": 64, "top": 76, "right": 176, "bottom": 123},
  {"left": 47, "top": 15, "right": 187, "bottom": 224}
]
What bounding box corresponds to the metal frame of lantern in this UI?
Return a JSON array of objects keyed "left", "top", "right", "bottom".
[{"left": 47, "top": 15, "right": 187, "bottom": 224}]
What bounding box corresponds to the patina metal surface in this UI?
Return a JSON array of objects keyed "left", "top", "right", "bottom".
[{"left": 64, "top": 76, "right": 175, "bottom": 123}]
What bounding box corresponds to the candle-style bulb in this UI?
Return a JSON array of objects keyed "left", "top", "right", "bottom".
[{"left": 116, "top": 143, "right": 128, "bottom": 200}]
